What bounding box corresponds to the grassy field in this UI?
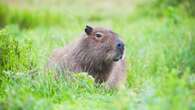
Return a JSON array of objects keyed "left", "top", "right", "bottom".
[{"left": 0, "top": 0, "right": 195, "bottom": 110}]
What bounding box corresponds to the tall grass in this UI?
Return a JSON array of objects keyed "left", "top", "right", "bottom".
[{"left": 0, "top": 0, "right": 194, "bottom": 110}]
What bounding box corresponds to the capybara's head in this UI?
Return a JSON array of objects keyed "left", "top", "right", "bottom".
[{"left": 83, "top": 25, "right": 125, "bottom": 62}]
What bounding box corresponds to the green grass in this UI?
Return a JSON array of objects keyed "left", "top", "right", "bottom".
[{"left": 0, "top": 0, "right": 195, "bottom": 110}]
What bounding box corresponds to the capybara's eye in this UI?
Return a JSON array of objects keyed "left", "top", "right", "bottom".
[{"left": 95, "top": 32, "right": 103, "bottom": 38}]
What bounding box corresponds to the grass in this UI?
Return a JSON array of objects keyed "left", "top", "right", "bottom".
[{"left": 0, "top": 0, "right": 195, "bottom": 110}]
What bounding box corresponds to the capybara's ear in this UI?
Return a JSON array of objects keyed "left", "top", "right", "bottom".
[{"left": 85, "top": 25, "right": 93, "bottom": 35}]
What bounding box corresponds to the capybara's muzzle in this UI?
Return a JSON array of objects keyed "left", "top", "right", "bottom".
[{"left": 113, "top": 40, "right": 124, "bottom": 61}]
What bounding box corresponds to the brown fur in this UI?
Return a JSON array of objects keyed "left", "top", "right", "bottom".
[{"left": 46, "top": 26, "right": 126, "bottom": 88}]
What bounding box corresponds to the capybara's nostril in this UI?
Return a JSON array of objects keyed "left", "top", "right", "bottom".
[
  {"left": 116, "top": 42, "right": 124, "bottom": 50},
  {"left": 117, "top": 43, "right": 122, "bottom": 48}
]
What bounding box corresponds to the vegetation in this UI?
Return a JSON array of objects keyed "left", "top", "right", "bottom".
[{"left": 0, "top": 0, "right": 194, "bottom": 110}]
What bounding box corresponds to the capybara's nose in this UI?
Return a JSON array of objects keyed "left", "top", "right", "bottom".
[
  {"left": 116, "top": 41, "right": 124, "bottom": 51},
  {"left": 113, "top": 40, "right": 124, "bottom": 61}
]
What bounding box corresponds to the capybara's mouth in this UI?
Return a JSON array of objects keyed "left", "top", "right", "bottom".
[
  {"left": 113, "top": 48, "right": 124, "bottom": 62},
  {"left": 113, "top": 56, "right": 122, "bottom": 61}
]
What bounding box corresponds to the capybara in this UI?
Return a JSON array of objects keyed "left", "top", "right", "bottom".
[{"left": 46, "top": 25, "right": 126, "bottom": 88}]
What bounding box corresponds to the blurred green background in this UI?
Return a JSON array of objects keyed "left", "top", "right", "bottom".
[{"left": 0, "top": 0, "right": 194, "bottom": 110}]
